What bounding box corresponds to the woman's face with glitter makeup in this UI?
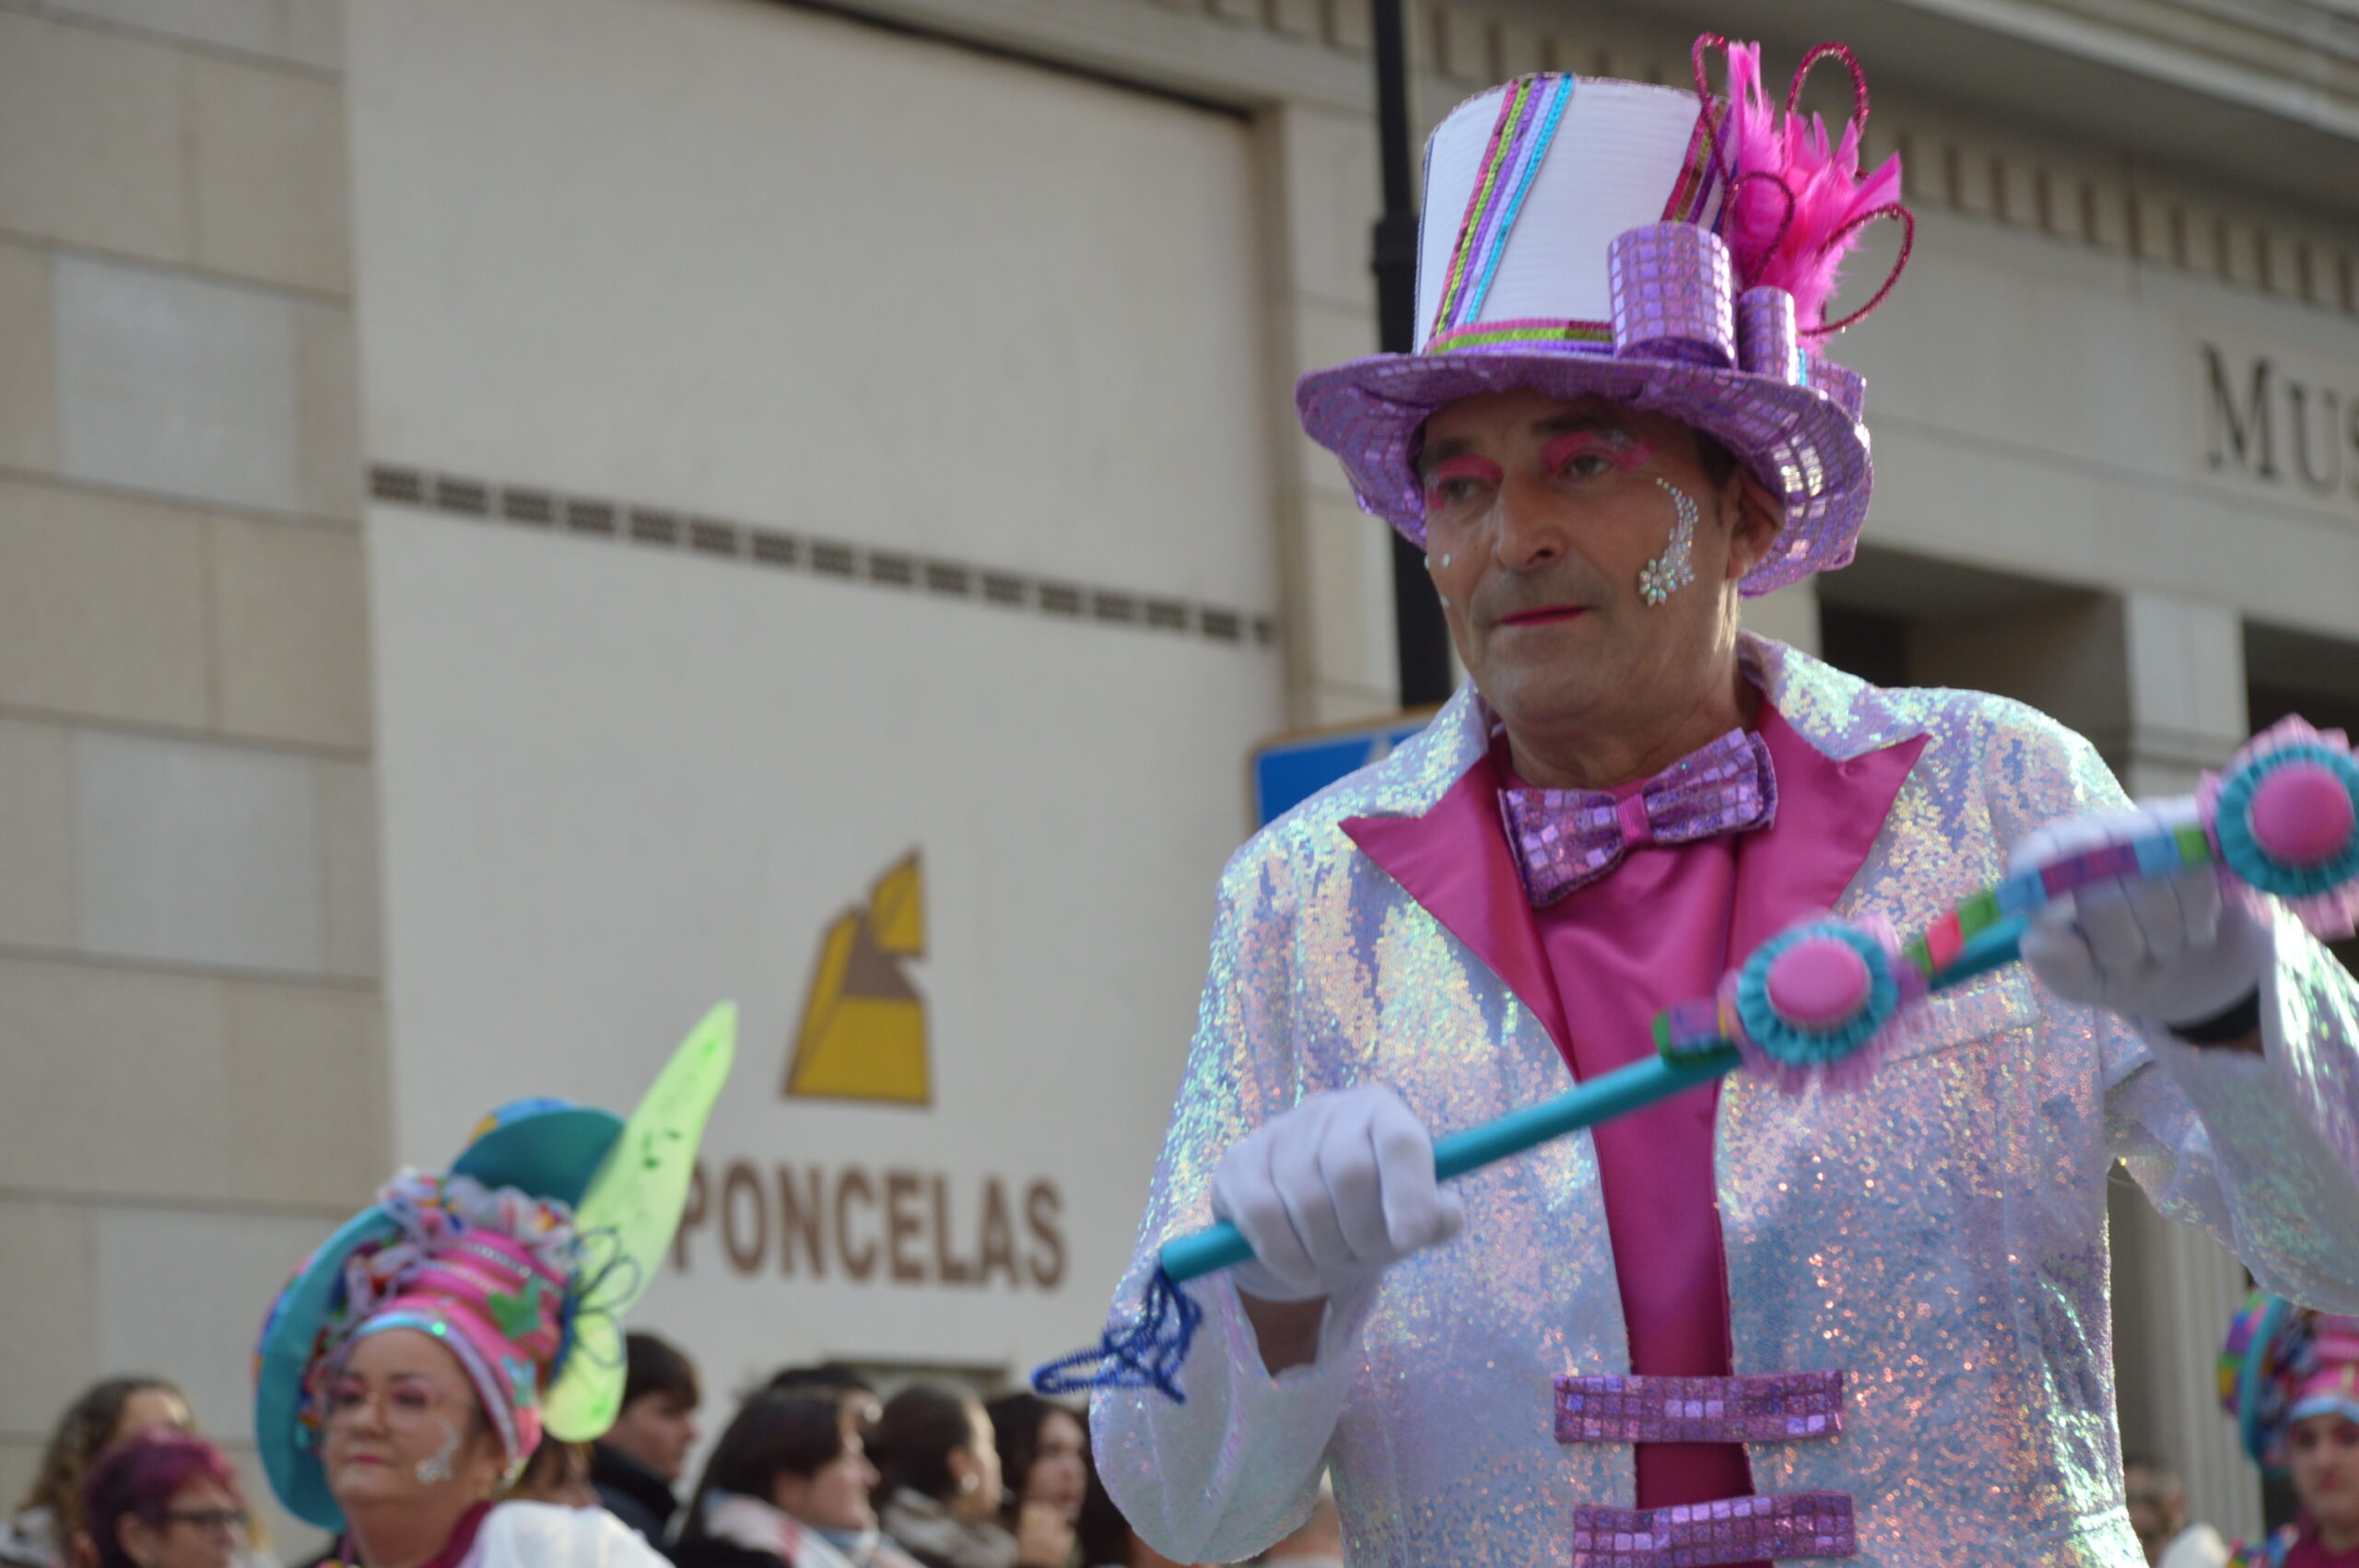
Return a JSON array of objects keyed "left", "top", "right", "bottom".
[
  {"left": 1419, "top": 391, "right": 1774, "bottom": 761},
  {"left": 2289, "top": 1412, "right": 2359, "bottom": 1535},
  {"left": 321, "top": 1327, "right": 506, "bottom": 1516}
]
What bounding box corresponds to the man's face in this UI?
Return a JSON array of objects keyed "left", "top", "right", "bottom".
[
  {"left": 1418, "top": 392, "right": 1768, "bottom": 749},
  {"left": 605, "top": 1390, "right": 699, "bottom": 1482}
]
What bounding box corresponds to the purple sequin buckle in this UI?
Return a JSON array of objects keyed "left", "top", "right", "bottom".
[
  {"left": 1555, "top": 1370, "right": 1847, "bottom": 1445},
  {"left": 1569, "top": 1491, "right": 1857, "bottom": 1566}
]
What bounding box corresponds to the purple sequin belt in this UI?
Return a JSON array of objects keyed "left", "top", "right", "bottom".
[{"left": 1556, "top": 1371, "right": 1854, "bottom": 1565}]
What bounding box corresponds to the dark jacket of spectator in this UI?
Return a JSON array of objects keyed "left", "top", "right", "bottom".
[
  {"left": 595, "top": 1442, "right": 684, "bottom": 1550},
  {"left": 669, "top": 1534, "right": 781, "bottom": 1568}
]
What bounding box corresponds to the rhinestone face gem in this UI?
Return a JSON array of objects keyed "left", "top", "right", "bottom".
[{"left": 1639, "top": 480, "right": 1700, "bottom": 606}]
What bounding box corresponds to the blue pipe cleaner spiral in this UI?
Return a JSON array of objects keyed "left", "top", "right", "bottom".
[
  {"left": 550, "top": 1224, "right": 642, "bottom": 1381},
  {"left": 1030, "top": 1266, "right": 1203, "bottom": 1403}
]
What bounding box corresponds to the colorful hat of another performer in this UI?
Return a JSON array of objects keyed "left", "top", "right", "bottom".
[
  {"left": 1296, "top": 36, "right": 1911, "bottom": 596},
  {"left": 2219, "top": 1291, "right": 2359, "bottom": 1470},
  {"left": 253, "top": 1006, "right": 738, "bottom": 1531}
]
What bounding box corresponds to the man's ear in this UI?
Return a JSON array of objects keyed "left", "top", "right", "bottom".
[{"left": 1719, "top": 466, "right": 1780, "bottom": 581}]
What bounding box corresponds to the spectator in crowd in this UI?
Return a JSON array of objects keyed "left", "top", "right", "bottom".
[
  {"left": 767, "top": 1365, "right": 883, "bottom": 1433},
  {"left": 595, "top": 1333, "right": 703, "bottom": 1546},
  {"left": 674, "top": 1393, "right": 917, "bottom": 1568},
  {"left": 77, "top": 1433, "right": 252, "bottom": 1568},
  {"left": 2123, "top": 1455, "right": 2228, "bottom": 1568},
  {"left": 981, "top": 1397, "right": 1084, "bottom": 1568},
  {"left": 870, "top": 1386, "right": 1029, "bottom": 1568},
  {"left": 2222, "top": 1302, "right": 2359, "bottom": 1565},
  {"left": 508, "top": 1440, "right": 601, "bottom": 1512},
  {"left": 3, "top": 1376, "right": 194, "bottom": 1567},
  {"left": 1072, "top": 1466, "right": 1133, "bottom": 1568}
]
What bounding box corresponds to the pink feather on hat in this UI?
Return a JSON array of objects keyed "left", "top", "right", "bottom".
[{"left": 1713, "top": 41, "right": 1905, "bottom": 333}]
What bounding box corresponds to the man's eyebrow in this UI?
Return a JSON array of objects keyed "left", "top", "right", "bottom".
[
  {"left": 1532, "top": 413, "right": 1632, "bottom": 439},
  {"left": 1418, "top": 434, "right": 1480, "bottom": 475},
  {"left": 1419, "top": 412, "right": 1632, "bottom": 476}
]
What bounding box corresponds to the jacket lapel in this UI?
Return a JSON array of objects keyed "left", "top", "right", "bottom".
[
  {"left": 1727, "top": 706, "right": 1928, "bottom": 965},
  {"left": 1340, "top": 637, "right": 1931, "bottom": 1051},
  {"left": 1343, "top": 755, "right": 1573, "bottom": 1061}
]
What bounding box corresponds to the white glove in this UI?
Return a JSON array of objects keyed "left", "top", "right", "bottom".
[
  {"left": 1209, "top": 1083, "right": 1465, "bottom": 1304},
  {"left": 2010, "top": 797, "right": 2271, "bottom": 1032}
]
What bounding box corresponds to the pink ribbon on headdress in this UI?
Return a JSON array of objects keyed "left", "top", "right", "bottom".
[{"left": 308, "top": 1174, "right": 575, "bottom": 1469}]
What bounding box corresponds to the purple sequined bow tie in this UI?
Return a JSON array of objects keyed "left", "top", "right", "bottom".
[{"left": 1498, "top": 729, "right": 1778, "bottom": 905}]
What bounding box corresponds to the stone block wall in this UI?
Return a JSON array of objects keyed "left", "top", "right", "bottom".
[{"left": 0, "top": 1, "right": 382, "bottom": 1551}]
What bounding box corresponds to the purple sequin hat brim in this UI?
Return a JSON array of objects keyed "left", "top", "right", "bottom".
[{"left": 1295, "top": 348, "right": 1870, "bottom": 598}]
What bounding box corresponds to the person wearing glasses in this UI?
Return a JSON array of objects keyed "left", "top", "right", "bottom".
[
  {"left": 252, "top": 1097, "right": 714, "bottom": 1568},
  {"left": 78, "top": 1433, "right": 252, "bottom": 1568},
  {"left": 4, "top": 1378, "right": 195, "bottom": 1568}
]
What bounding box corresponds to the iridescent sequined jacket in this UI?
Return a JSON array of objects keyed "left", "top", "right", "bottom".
[{"left": 1092, "top": 638, "right": 2359, "bottom": 1568}]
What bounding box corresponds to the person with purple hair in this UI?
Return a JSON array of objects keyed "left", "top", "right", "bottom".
[
  {"left": 78, "top": 1433, "right": 252, "bottom": 1568},
  {"left": 3, "top": 1378, "right": 194, "bottom": 1568}
]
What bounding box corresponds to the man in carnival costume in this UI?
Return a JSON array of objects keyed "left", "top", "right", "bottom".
[
  {"left": 1088, "top": 37, "right": 2359, "bottom": 1568},
  {"left": 2220, "top": 1299, "right": 2359, "bottom": 1567},
  {"left": 254, "top": 1012, "right": 734, "bottom": 1568}
]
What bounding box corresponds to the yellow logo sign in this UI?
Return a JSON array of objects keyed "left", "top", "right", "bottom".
[{"left": 783, "top": 851, "right": 929, "bottom": 1106}]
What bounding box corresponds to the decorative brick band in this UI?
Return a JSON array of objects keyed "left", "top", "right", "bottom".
[
  {"left": 367, "top": 463, "right": 1280, "bottom": 652},
  {"left": 1555, "top": 1371, "right": 1846, "bottom": 1445},
  {"left": 1570, "top": 1490, "right": 1857, "bottom": 1566}
]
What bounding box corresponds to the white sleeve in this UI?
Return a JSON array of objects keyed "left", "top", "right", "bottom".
[
  {"left": 464, "top": 1503, "right": 674, "bottom": 1568},
  {"left": 2106, "top": 898, "right": 2359, "bottom": 1310},
  {"left": 1086, "top": 848, "right": 1353, "bottom": 1563}
]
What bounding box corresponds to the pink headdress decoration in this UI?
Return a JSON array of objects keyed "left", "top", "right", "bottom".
[
  {"left": 1696, "top": 37, "right": 1911, "bottom": 335},
  {"left": 304, "top": 1172, "right": 577, "bottom": 1469}
]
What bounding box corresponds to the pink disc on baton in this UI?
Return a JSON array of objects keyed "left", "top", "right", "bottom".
[
  {"left": 1765, "top": 936, "right": 1872, "bottom": 1029},
  {"left": 2248, "top": 761, "right": 2355, "bottom": 868}
]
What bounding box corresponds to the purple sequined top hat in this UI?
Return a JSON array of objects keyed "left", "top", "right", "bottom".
[{"left": 1296, "top": 37, "right": 1912, "bottom": 597}]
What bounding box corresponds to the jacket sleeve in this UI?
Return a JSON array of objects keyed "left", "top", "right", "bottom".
[
  {"left": 2001, "top": 716, "right": 2359, "bottom": 1308},
  {"left": 1086, "top": 841, "right": 1369, "bottom": 1564},
  {"left": 2104, "top": 898, "right": 2359, "bottom": 1310}
]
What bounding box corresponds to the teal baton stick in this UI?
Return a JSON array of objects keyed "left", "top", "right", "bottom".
[
  {"left": 1156, "top": 1051, "right": 1734, "bottom": 1283},
  {"left": 1152, "top": 911, "right": 2035, "bottom": 1287},
  {"left": 1038, "top": 720, "right": 2359, "bottom": 1400}
]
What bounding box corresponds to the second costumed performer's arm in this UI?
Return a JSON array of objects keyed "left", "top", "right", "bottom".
[
  {"left": 1088, "top": 844, "right": 1459, "bottom": 1564},
  {"left": 2010, "top": 725, "right": 2359, "bottom": 1309}
]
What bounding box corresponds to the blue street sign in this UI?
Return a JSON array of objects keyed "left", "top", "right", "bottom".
[{"left": 1250, "top": 713, "right": 1435, "bottom": 828}]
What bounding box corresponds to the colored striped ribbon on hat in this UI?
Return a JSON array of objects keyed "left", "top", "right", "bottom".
[{"left": 1427, "top": 75, "right": 1575, "bottom": 342}]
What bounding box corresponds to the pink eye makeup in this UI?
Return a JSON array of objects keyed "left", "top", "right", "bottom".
[
  {"left": 1541, "top": 428, "right": 1652, "bottom": 476},
  {"left": 1423, "top": 452, "right": 1504, "bottom": 508}
]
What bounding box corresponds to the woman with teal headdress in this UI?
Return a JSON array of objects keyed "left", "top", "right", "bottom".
[
  {"left": 252, "top": 1008, "right": 734, "bottom": 1568},
  {"left": 2219, "top": 1293, "right": 2359, "bottom": 1568}
]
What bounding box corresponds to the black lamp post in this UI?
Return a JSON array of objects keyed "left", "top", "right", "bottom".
[{"left": 1372, "top": 0, "right": 1454, "bottom": 708}]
